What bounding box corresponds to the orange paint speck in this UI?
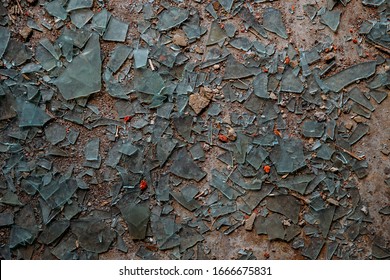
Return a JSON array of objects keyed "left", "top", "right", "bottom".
[
  {"left": 263, "top": 165, "right": 271, "bottom": 173},
  {"left": 218, "top": 134, "right": 229, "bottom": 143},
  {"left": 140, "top": 180, "right": 148, "bottom": 191}
]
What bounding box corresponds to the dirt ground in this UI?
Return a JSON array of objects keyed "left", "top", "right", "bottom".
[{"left": 0, "top": 0, "right": 389, "bottom": 260}]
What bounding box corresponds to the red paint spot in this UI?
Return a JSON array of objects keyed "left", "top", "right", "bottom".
[
  {"left": 218, "top": 134, "right": 229, "bottom": 143},
  {"left": 140, "top": 180, "right": 148, "bottom": 191}
]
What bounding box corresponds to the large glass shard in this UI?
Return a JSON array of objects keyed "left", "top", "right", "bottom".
[
  {"left": 238, "top": 7, "right": 267, "bottom": 38},
  {"left": 0, "top": 93, "right": 17, "bottom": 120},
  {"left": 206, "top": 21, "right": 228, "bottom": 46},
  {"left": 70, "top": 9, "right": 94, "bottom": 29},
  {"left": 84, "top": 138, "right": 100, "bottom": 161},
  {"left": 263, "top": 8, "right": 288, "bottom": 39},
  {"left": 349, "top": 123, "right": 369, "bottom": 145},
  {"left": 370, "top": 90, "right": 387, "bottom": 104},
  {"left": 0, "top": 213, "right": 14, "bottom": 227},
  {"left": 134, "top": 69, "right": 164, "bottom": 95},
  {"left": 320, "top": 10, "right": 341, "bottom": 32},
  {"left": 3, "top": 40, "right": 32, "bottom": 66},
  {"left": 303, "top": 4, "right": 317, "bottom": 21},
  {"left": 253, "top": 73, "right": 269, "bottom": 99},
  {"left": 362, "top": 0, "right": 386, "bottom": 7},
  {"left": 349, "top": 87, "right": 375, "bottom": 111},
  {"left": 35, "top": 45, "right": 57, "bottom": 71},
  {"left": 66, "top": 0, "right": 93, "bottom": 11},
  {"left": 92, "top": 8, "right": 109, "bottom": 36},
  {"left": 223, "top": 58, "right": 260, "bottom": 80},
  {"left": 313, "top": 206, "right": 335, "bottom": 238},
  {"left": 103, "top": 17, "right": 128, "bottom": 42},
  {"left": 229, "top": 37, "right": 253, "bottom": 51},
  {"left": 0, "top": 26, "right": 10, "bottom": 59},
  {"left": 157, "top": 137, "right": 177, "bottom": 167},
  {"left": 45, "top": 0, "right": 67, "bottom": 20},
  {"left": 107, "top": 45, "right": 132, "bottom": 73},
  {"left": 270, "top": 138, "right": 306, "bottom": 174},
  {"left": 71, "top": 218, "right": 115, "bottom": 253},
  {"left": 38, "top": 220, "right": 70, "bottom": 245},
  {"left": 151, "top": 214, "right": 180, "bottom": 250},
  {"left": 156, "top": 174, "right": 170, "bottom": 202},
  {"left": 278, "top": 174, "right": 315, "bottom": 195},
  {"left": 180, "top": 226, "right": 204, "bottom": 252},
  {"left": 302, "top": 121, "right": 325, "bottom": 138},
  {"left": 302, "top": 237, "right": 325, "bottom": 260},
  {"left": 247, "top": 146, "right": 269, "bottom": 170},
  {"left": 280, "top": 68, "right": 304, "bottom": 93},
  {"left": 323, "top": 61, "right": 376, "bottom": 92},
  {"left": 46, "top": 179, "right": 78, "bottom": 209},
  {"left": 51, "top": 235, "right": 77, "bottom": 260},
  {"left": 9, "top": 226, "right": 35, "bottom": 248},
  {"left": 218, "top": 0, "right": 234, "bottom": 12},
  {"left": 210, "top": 169, "right": 237, "bottom": 199},
  {"left": 45, "top": 123, "right": 66, "bottom": 145},
  {"left": 264, "top": 213, "right": 285, "bottom": 240},
  {"left": 133, "top": 48, "right": 149, "bottom": 69},
  {"left": 55, "top": 34, "right": 101, "bottom": 100},
  {"left": 157, "top": 7, "right": 189, "bottom": 31},
  {"left": 172, "top": 114, "right": 193, "bottom": 141},
  {"left": 266, "top": 195, "right": 301, "bottom": 224},
  {"left": 19, "top": 101, "right": 51, "bottom": 127},
  {"left": 367, "top": 22, "right": 390, "bottom": 50},
  {"left": 120, "top": 204, "right": 150, "bottom": 239},
  {"left": 170, "top": 148, "right": 207, "bottom": 182},
  {"left": 170, "top": 185, "right": 200, "bottom": 211}
]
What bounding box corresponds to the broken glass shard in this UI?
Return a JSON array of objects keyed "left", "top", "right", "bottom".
[
  {"left": 264, "top": 213, "right": 285, "bottom": 240},
  {"left": 238, "top": 7, "right": 267, "bottom": 38},
  {"left": 270, "top": 138, "right": 306, "bottom": 174},
  {"left": 170, "top": 148, "right": 206, "bottom": 182},
  {"left": 302, "top": 237, "right": 325, "bottom": 260},
  {"left": 71, "top": 218, "right": 115, "bottom": 253},
  {"left": 179, "top": 226, "right": 203, "bottom": 252},
  {"left": 229, "top": 37, "right": 253, "bottom": 51},
  {"left": 320, "top": 9, "right": 341, "bottom": 32},
  {"left": 302, "top": 121, "right": 325, "bottom": 138},
  {"left": 4, "top": 40, "right": 32, "bottom": 66},
  {"left": 45, "top": 0, "right": 67, "bottom": 21},
  {"left": 45, "top": 123, "right": 66, "bottom": 145},
  {"left": 349, "top": 123, "right": 369, "bottom": 145},
  {"left": 103, "top": 17, "right": 128, "bottom": 42},
  {"left": 246, "top": 146, "right": 269, "bottom": 170},
  {"left": 210, "top": 169, "right": 237, "bottom": 199},
  {"left": 0, "top": 26, "right": 10, "bottom": 59},
  {"left": 278, "top": 174, "right": 316, "bottom": 195},
  {"left": 120, "top": 204, "right": 150, "bottom": 239},
  {"left": 55, "top": 34, "right": 101, "bottom": 100},
  {"left": 92, "top": 8, "right": 109, "bottom": 36},
  {"left": 66, "top": 0, "right": 93, "bottom": 12},
  {"left": 349, "top": 87, "right": 375, "bottom": 111},
  {"left": 170, "top": 185, "right": 200, "bottom": 211},
  {"left": 19, "top": 101, "right": 51, "bottom": 127},
  {"left": 253, "top": 73, "right": 269, "bottom": 99},
  {"left": 156, "top": 137, "right": 175, "bottom": 166},
  {"left": 38, "top": 220, "right": 70, "bottom": 245},
  {"left": 9, "top": 226, "right": 34, "bottom": 248},
  {"left": 84, "top": 138, "right": 99, "bottom": 161},
  {"left": 263, "top": 8, "right": 288, "bottom": 39},
  {"left": 281, "top": 68, "right": 304, "bottom": 93},
  {"left": 362, "top": 0, "right": 386, "bottom": 6},
  {"left": 267, "top": 195, "right": 300, "bottom": 224},
  {"left": 190, "top": 143, "right": 205, "bottom": 161},
  {"left": 157, "top": 7, "right": 189, "bottom": 31},
  {"left": 379, "top": 206, "right": 390, "bottom": 215},
  {"left": 370, "top": 90, "right": 387, "bottom": 104},
  {"left": 303, "top": 4, "right": 317, "bottom": 21},
  {"left": 133, "top": 48, "right": 149, "bottom": 69},
  {"left": 70, "top": 9, "right": 94, "bottom": 29},
  {"left": 134, "top": 69, "right": 164, "bottom": 95},
  {"left": 223, "top": 58, "right": 260, "bottom": 80},
  {"left": 0, "top": 213, "right": 14, "bottom": 227},
  {"left": 323, "top": 61, "right": 376, "bottom": 92},
  {"left": 206, "top": 21, "right": 228, "bottom": 46},
  {"left": 107, "top": 45, "right": 132, "bottom": 73}
]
